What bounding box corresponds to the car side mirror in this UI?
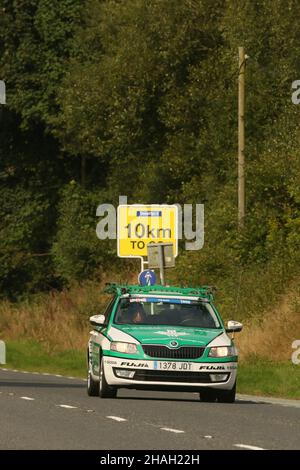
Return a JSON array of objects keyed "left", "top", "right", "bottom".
[
  {"left": 89, "top": 314, "right": 106, "bottom": 327},
  {"left": 226, "top": 320, "right": 243, "bottom": 333}
]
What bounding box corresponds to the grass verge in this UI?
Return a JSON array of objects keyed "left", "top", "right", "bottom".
[
  {"left": 238, "top": 359, "right": 300, "bottom": 399},
  {"left": 3, "top": 340, "right": 86, "bottom": 378},
  {"left": 1, "top": 340, "right": 300, "bottom": 399}
]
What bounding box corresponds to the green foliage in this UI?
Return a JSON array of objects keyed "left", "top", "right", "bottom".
[
  {"left": 0, "top": 186, "right": 56, "bottom": 298},
  {"left": 51, "top": 182, "right": 115, "bottom": 284},
  {"left": 0, "top": 0, "right": 84, "bottom": 128},
  {"left": 57, "top": 0, "right": 225, "bottom": 199},
  {"left": 1, "top": 0, "right": 300, "bottom": 302}
]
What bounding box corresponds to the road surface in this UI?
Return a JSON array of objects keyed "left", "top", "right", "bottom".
[{"left": 1, "top": 368, "right": 300, "bottom": 450}]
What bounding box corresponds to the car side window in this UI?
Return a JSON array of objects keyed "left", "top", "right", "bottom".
[{"left": 103, "top": 296, "right": 117, "bottom": 322}]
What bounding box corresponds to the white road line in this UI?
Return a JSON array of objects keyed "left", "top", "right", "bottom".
[
  {"left": 160, "top": 427, "right": 185, "bottom": 434},
  {"left": 20, "top": 396, "right": 35, "bottom": 401},
  {"left": 237, "top": 393, "right": 300, "bottom": 409},
  {"left": 57, "top": 404, "right": 78, "bottom": 409},
  {"left": 234, "top": 444, "right": 265, "bottom": 450},
  {"left": 0, "top": 368, "right": 82, "bottom": 381},
  {"left": 106, "top": 416, "right": 127, "bottom": 422}
]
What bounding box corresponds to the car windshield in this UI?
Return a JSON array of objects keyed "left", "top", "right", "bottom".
[{"left": 114, "top": 297, "right": 220, "bottom": 328}]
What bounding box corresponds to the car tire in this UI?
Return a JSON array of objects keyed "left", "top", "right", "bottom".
[
  {"left": 99, "top": 356, "right": 117, "bottom": 399},
  {"left": 215, "top": 382, "right": 236, "bottom": 403},
  {"left": 199, "top": 389, "right": 217, "bottom": 402},
  {"left": 87, "top": 354, "right": 99, "bottom": 397}
]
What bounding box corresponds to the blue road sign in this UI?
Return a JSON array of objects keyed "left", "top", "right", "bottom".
[{"left": 138, "top": 270, "right": 157, "bottom": 286}]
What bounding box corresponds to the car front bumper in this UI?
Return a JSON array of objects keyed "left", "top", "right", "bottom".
[{"left": 103, "top": 356, "right": 237, "bottom": 390}]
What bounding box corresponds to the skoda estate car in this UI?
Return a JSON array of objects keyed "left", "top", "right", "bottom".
[{"left": 87, "top": 284, "right": 243, "bottom": 402}]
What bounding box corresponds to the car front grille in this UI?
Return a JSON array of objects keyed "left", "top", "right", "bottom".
[
  {"left": 142, "top": 345, "right": 205, "bottom": 359},
  {"left": 133, "top": 370, "right": 212, "bottom": 383}
]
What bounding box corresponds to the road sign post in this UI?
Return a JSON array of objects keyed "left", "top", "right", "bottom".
[
  {"left": 158, "top": 244, "right": 165, "bottom": 285},
  {"left": 147, "top": 243, "right": 175, "bottom": 286}
]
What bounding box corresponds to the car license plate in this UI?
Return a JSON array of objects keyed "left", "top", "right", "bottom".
[{"left": 153, "top": 361, "right": 192, "bottom": 371}]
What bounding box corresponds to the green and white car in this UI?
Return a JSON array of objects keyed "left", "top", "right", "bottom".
[{"left": 87, "top": 284, "right": 243, "bottom": 402}]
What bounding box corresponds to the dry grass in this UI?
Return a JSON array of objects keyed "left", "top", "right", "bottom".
[
  {"left": 0, "top": 270, "right": 138, "bottom": 355},
  {"left": 1, "top": 273, "right": 300, "bottom": 362},
  {"left": 236, "top": 285, "right": 300, "bottom": 361},
  {"left": 0, "top": 282, "right": 110, "bottom": 354}
]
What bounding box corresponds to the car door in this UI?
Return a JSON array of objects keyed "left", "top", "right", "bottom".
[{"left": 90, "top": 296, "right": 117, "bottom": 375}]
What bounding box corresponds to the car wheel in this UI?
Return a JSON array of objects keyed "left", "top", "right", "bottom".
[
  {"left": 215, "top": 382, "right": 236, "bottom": 403},
  {"left": 99, "top": 356, "right": 117, "bottom": 398},
  {"left": 199, "top": 389, "right": 217, "bottom": 402},
  {"left": 87, "top": 354, "right": 99, "bottom": 397}
]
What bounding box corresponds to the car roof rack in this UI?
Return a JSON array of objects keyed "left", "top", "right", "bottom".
[{"left": 104, "top": 283, "right": 216, "bottom": 300}]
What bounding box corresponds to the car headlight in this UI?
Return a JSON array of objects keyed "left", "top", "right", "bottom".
[
  {"left": 110, "top": 342, "right": 138, "bottom": 354},
  {"left": 208, "top": 345, "right": 237, "bottom": 358}
]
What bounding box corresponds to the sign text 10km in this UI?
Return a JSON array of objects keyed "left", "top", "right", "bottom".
[{"left": 117, "top": 205, "right": 178, "bottom": 258}]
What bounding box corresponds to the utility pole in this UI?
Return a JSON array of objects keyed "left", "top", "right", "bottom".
[
  {"left": 158, "top": 244, "right": 165, "bottom": 286},
  {"left": 238, "top": 47, "right": 245, "bottom": 229},
  {"left": 0, "top": 80, "right": 5, "bottom": 105},
  {"left": 0, "top": 80, "right": 6, "bottom": 125}
]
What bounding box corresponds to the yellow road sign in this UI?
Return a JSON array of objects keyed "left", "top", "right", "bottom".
[{"left": 117, "top": 205, "right": 178, "bottom": 258}]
